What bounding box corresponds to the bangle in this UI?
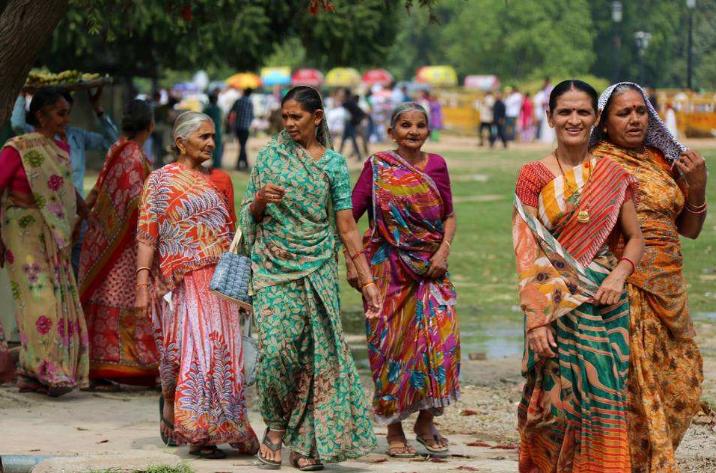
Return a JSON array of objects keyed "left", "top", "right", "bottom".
[
  {"left": 620, "top": 257, "right": 636, "bottom": 275},
  {"left": 347, "top": 249, "right": 364, "bottom": 261},
  {"left": 443, "top": 239, "right": 452, "bottom": 249},
  {"left": 135, "top": 282, "right": 150, "bottom": 287},
  {"left": 360, "top": 281, "right": 376, "bottom": 290},
  {"left": 136, "top": 266, "right": 151, "bottom": 275},
  {"left": 685, "top": 202, "right": 707, "bottom": 214}
]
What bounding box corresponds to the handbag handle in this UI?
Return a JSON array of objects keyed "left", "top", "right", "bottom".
[{"left": 229, "top": 226, "right": 243, "bottom": 253}]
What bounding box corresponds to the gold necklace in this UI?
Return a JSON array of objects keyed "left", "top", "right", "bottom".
[{"left": 554, "top": 149, "right": 591, "bottom": 224}]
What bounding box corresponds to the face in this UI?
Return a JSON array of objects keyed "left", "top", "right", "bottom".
[
  {"left": 282, "top": 99, "right": 323, "bottom": 144},
  {"left": 36, "top": 97, "right": 71, "bottom": 136},
  {"left": 604, "top": 89, "right": 649, "bottom": 149},
  {"left": 547, "top": 89, "right": 598, "bottom": 147},
  {"left": 388, "top": 110, "right": 429, "bottom": 152},
  {"left": 177, "top": 120, "right": 215, "bottom": 162}
]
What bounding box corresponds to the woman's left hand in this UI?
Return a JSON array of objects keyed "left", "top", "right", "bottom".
[
  {"left": 594, "top": 272, "right": 626, "bottom": 306},
  {"left": 676, "top": 149, "right": 708, "bottom": 192},
  {"left": 426, "top": 247, "right": 448, "bottom": 279},
  {"left": 362, "top": 283, "right": 382, "bottom": 319}
]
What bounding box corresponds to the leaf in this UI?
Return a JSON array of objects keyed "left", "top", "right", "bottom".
[
  {"left": 460, "top": 409, "right": 478, "bottom": 416},
  {"left": 466, "top": 440, "right": 492, "bottom": 447}
]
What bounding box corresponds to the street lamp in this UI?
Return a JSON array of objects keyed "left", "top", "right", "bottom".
[
  {"left": 612, "top": 1, "right": 623, "bottom": 82},
  {"left": 634, "top": 31, "right": 652, "bottom": 84},
  {"left": 687, "top": 0, "right": 696, "bottom": 90}
]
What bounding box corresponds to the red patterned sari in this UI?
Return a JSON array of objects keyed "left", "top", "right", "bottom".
[{"left": 78, "top": 138, "right": 158, "bottom": 384}]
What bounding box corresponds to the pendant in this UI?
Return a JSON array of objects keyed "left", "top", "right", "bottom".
[{"left": 577, "top": 210, "right": 590, "bottom": 223}]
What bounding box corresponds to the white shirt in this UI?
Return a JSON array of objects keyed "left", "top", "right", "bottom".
[{"left": 505, "top": 92, "right": 523, "bottom": 118}]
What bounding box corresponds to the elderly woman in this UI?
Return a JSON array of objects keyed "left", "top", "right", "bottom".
[
  {"left": 241, "top": 86, "right": 379, "bottom": 471},
  {"left": 78, "top": 99, "right": 159, "bottom": 387},
  {"left": 514, "top": 80, "right": 643, "bottom": 472},
  {"left": 0, "top": 87, "right": 89, "bottom": 397},
  {"left": 591, "top": 82, "right": 707, "bottom": 472},
  {"left": 135, "top": 111, "right": 257, "bottom": 459},
  {"left": 349, "top": 102, "right": 459, "bottom": 458}
]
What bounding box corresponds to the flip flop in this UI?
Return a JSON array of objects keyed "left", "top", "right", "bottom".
[
  {"left": 189, "top": 445, "right": 227, "bottom": 459},
  {"left": 416, "top": 434, "right": 449, "bottom": 457},
  {"left": 386, "top": 439, "right": 417, "bottom": 458},
  {"left": 159, "top": 396, "right": 177, "bottom": 447},
  {"left": 255, "top": 428, "right": 283, "bottom": 470},
  {"left": 289, "top": 453, "right": 324, "bottom": 471}
]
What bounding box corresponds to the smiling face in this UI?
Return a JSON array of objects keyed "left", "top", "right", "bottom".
[
  {"left": 281, "top": 99, "right": 323, "bottom": 145},
  {"left": 388, "top": 110, "right": 430, "bottom": 153},
  {"left": 604, "top": 89, "right": 649, "bottom": 149},
  {"left": 36, "top": 97, "right": 71, "bottom": 136},
  {"left": 547, "top": 88, "right": 598, "bottom": 148},
  {"left": 178, "top": 120, "right": 215, "bottom": 163}
]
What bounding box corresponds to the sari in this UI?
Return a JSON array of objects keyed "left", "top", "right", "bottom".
[
  {"left": 0, "top": 133, "right": 89, "bottom": 393},
  {"left": 138, "top": 162, "right": 256, "bottom": 448},
  {"left": 360, "top": 150, "right": 460, "bottom": 424},
  {"left": 513, "top": 156, "right": 636, "bottom": 472},
  {"left": 78, "top": 138, "right": 158, "bottom": 384},
  {"left": 240, "top": 130, "right": 376, "bottom": 463},
  {"left": 592, "top": 141, "right": 703, "bottom": 473}
]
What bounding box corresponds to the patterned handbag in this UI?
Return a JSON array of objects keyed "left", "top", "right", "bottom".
[{"left": 210, "top": 227, "right": 252, "bottom": 311}]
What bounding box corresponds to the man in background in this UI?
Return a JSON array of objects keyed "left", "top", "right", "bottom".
[{"left": 229, "top": 87, "right": 254, "bottom": 171}]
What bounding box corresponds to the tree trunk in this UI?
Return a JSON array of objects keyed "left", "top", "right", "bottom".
[{"left": 0, "top": 0, "right": 68, "bottom": 125}]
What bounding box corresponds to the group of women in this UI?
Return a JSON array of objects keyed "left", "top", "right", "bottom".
[
  {"left": 514, "top": 80, "right": 707, "bottom": 473},
  {"left": 0, "top": 78, "right": 707, "bottom": 473}
]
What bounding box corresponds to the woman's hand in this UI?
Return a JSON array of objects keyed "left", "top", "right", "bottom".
[
  {"left": 362, "top": 283, "right": 382, "bottom": 319},
  {"left": 426, "top": 247, "right": 449, "bottom": 279},
  {"left": 594, "top": 272, "right": 626, "bottom": 306},
  {"left": 346, "top": 259, "right": 360, "bottom": 290},
  {"left": 527, "top": 325, "right": 557, "bottom": 359},
  {"left": 134, "top": 284, "right": 150, "bottom": 310},
  {"left": 676, "top": 150, "right": 707, "bottom": 194},
  {"left": 255, "top": 184, "right": 286, "bottom": 205}
]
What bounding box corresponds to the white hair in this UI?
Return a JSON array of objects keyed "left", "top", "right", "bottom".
[{"left": 172, "top": 111, "right": 212, "bottom": 153}]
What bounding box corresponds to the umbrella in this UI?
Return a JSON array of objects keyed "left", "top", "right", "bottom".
[
  {"left": 362, "top": 68, "right": 393, "bottom": 87},
  {"left": 291, "top": 68, "right": 324, "bottom": 87},
  {"left": 261, "top": 67, "right": 291, "bottom": 87},
  {"left": 226, "top": 72, "right": 261, "bottom": 90},
  {"left": 415, "top": 66, "right": 458, "bottom": 87},
  {"left": 325, "top": 67, "right": 361, "bottom": 88},
  {"left": 464, "top": 75, "right": 500, "bottom": 91}
]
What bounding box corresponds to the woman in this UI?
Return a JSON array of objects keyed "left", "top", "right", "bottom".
[
  {"left": 241, "top": 86, "right": 379, "bottom": 471},
  {"left": 519, "top": 92, "right": 535, "bottom": 142},
  {"left": 78, "top": 99, "right": 159, "bottom": 387},
  {"left": 135, "top": 111, "right": 257, "bottom": 459},
  {"left": 590, "top": 82, "right": 707, "bottom": 472},
  {"left": 513, "top": 80, "right": 643, "bottom": 472},
  {"left": 0, "top": 87, "right": 89, "bottom": 397},
  {"left": 349, "top": 102, "right": 459, "bottom": 458}
]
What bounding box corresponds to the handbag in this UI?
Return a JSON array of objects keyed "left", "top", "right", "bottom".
[
  {"left": 209, "top": 227, "right": 252, "bottom": 311},
  {"left": 241, "top": 310, "right": 258, "bottom": 386}
]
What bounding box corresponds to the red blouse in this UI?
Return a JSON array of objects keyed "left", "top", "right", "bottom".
[{"left": 0, "top": 140, "right": 70, "bottom": 196}]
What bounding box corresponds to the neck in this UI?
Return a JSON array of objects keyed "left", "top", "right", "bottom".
[
  {"left": 36, "top": 128, "right": 56, "bottom": 140},
  {"left": 555, "top": 142, "right": 589, "bottom": 166},
  {"left": 396, "top": 146, "right": 423, "bottom": 164},
  {"left": 176, "top": 155, "right": 201, "bottom": 170},
  {"left": 297, "top": 135, "right": 320, "bottom": 150},
  {"left": 130, "top": 131, "right": 151, "bottom": 147}
]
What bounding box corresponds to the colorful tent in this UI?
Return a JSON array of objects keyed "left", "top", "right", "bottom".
[
  {"left": 291, "top": 68, "right": 324, "bottom": 87},
  {"left": 325, "top": 67, "right": 361, "bottom": 87},
  {"left": 362, "top": 68, "right": 393, "bottom": 87},
  {"left": 415, "top": 66, "right": 458, "bottom": 87},
  {"left": 464, "top": 75, "right": 500, "bottom": 91},
  {"left": 226, "top": 72, "right": 261, "bottom": 89},
  {"left": 261, "top": 67, "right": 291, "bottom": 87}
]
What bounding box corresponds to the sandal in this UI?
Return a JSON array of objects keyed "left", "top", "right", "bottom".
[
  {"left": 255, "top": 428, "right": 283, "bottom": 470},
  {"left": 159, "top": 396, "right": 177, "bottom": 447},
  {"left": 416, "top": 433, "right": 449, "bottom": 457},
  {"left": 386, "top": 436, "right": 417, "bottom": 458},
  {"left": 189, "top": 445, "right": 227, "bottom": 459},
  {"left": 289, "top": 452, "right": 324, "bottom": 471}
]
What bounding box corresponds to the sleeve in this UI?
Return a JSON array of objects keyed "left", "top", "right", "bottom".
[
  {"left": 137, "top": 173, "right": 160, "bottom": 247},
  {"left": 430, "top": 156, "right": 454, "bottom": 217},
  {"left": 515, "top": 163, "right": 543, "bottom": 208},
  {"left": 81, "top": 114, "right": 119, "bottom": 152},
  {"left": 10, "top": 96, "right": 32, "bottom": 135},
  {"left": 0, "top": 146, "right": 22, "bottom": 193},
  {"left": 329, "top": 153, "right": 353, "bottom": 212},
  {"left": 351, "top": 159, "right": 374, "bottom": 221}
]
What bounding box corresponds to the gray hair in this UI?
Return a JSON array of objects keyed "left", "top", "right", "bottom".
[
  {"left": 390, "top": 102, "right": 429, "bottom": 129},
  {"left": 172, "top": 111, "right": 213, "bottom": 154}
]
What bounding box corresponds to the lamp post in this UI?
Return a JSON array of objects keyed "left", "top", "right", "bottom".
[
  {"left": 612, "top": 1, "right": 623, "bottom": 82},
  {"left": 634, "top": 31, "right": 652, "bottom": 85},
  {"left": 687, "top": 0, "right": 696, "bottom": 90}
]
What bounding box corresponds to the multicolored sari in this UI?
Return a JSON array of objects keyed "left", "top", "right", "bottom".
[
  {"left": 240, "top": 131, "right": 376, "bottom": 463},
  {"left": 78, "top": 138, "right": 158, "bottom": 384},
  {"left": 513, "top": 156, "right": 636, "bottom": 473},
  {"left": 362, "top": 150, "right": 460, "bottom": 424},
  {"left": 0, "top": 133, "right": 89, "bottom": 393},
  {"left": 592, "top": 141, "right": 703, "bottom": 473}
]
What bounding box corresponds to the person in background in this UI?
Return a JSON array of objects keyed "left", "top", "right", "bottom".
[
  {"left": 326, "top": 91, "right": 348, "bottom": 149},
  {"left": 504, "top": 86, "right": 523, "bottom": 142},
  {"left": 230, "top": 87, "right": 254, "bottom": 171},
  {"left": 203, "top": 89, "right": 224, "bottom": 169},
  {"left": 477, "top": 91, "right": 495, "bottom": 146},
  {"left": 428, "top": 93, "right": 444, "bottom": 142},
  {"left": 665, "top": 102, "right": 679, "bottom": 139},
  {"left": 518, "top": 92, "right": 535, "bottom": 142},
  {"left": 340, "top": 88, "right": 366, "bottom": 161},
  {"left": 490, "top": 91, "right": 508, "bottom": 149},
  {"left": 538, "top": 78, "right": 555, "bottom": 144}
]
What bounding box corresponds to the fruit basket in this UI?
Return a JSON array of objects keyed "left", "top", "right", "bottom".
[{"left": 23, "top": 69, "right": 112, "bottom": 91}]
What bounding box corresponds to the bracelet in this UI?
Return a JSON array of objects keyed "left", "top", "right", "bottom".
[
  {"left": 347, "top": 249, "right": 364, "bottom": 261},
  {"left": 136, "top": 266, "right": 151, "bottom": 275},
  {"left": 443, "top": 239, "right": 452, "bottom": 249},
  {"left": 360, "top": 281, "right": 376, "bottom": 290},
  {"left": 135, "top": 282, "right": 150, "bottom": 287},
  {"left": 686, "top": 200, "right": 707, "bottom": 211},
  {"left": 620, "top": 257, "right": 636, "bottom": 275},
  {"left": 685, "top": 202, "right": 707, "bottom": 214}
]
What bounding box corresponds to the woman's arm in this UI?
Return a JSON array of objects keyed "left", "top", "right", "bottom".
[
  {"left": 425, "top": 214, "right": 456, "bottom": 279},
  {"left": 134, "top": 241, "right": 155, "bottom": 309},
  {"left": 336, "top": 209, "right": 382, "bottom": 318},
  {"left": 675, "top": 150, "right": 707, "bottom": 239}
]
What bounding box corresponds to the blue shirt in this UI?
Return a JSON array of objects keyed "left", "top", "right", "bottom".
[
  {"left": 230, "top": 96, "right": 254, "bottom": 131},
  {"left": 12, "top": 96, "right": 119, "bottom": 196}
]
